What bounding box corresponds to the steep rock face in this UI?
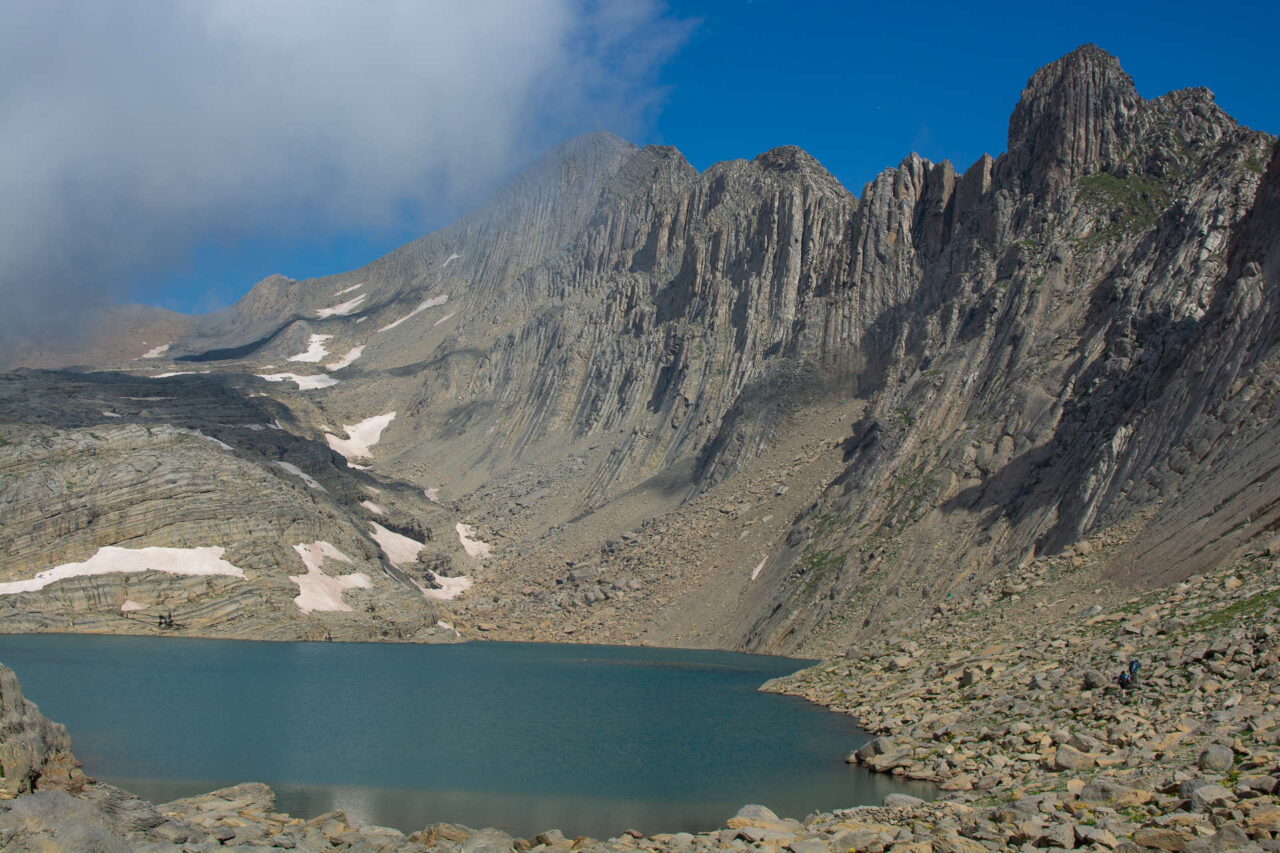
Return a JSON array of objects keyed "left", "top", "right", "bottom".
[
  {"left": 3, "top": 46, "right": 1276, "bottom": 654},
  {"left": 724, "top": 49, "right": 1278, "bottom": 651},
  {"left": 0, "top": 663, "right": 86, "bottom": 798},
  {"left": 0, "top": 372, "right": 472, "bottom": 642}
]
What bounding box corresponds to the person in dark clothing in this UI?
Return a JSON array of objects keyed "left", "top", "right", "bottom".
[
  {"left": 1127, "top": 659, "right": 1141, "bottom": 684},
  {"left": 1117, "top": 670, "right": 1133, "bottom": 689}
]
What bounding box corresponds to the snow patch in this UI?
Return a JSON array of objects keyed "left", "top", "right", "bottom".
[
  {"left": 419, "top": 574, "right": 472, "bottom": 601},
  {"left": 442, "top": 253, "right": 460, "bottom": 268},
  {"left": 139, "top": 343, "right": 171, "bottom": 359},
  {"left": 751, "top": 557, "right": 767, "bottom": 581},
  {"left": 150, "top": 372, "right": 196, "bottom": 378},
  {"left": 122, "top": 396, "right": 174, "bottom": 401},
  {"left": 255, "top": 372, "right": 340, "bottom": 390},
  {"left": 378, "top": 294, "right": 449, "bottom": 332},
  {"left": 195, "top": 431, "right": 233, "bottom": 451},
  {"left": 0, "top": 546, "right": 247, "bottom": 595},
  {"left": 316, "top": 294, "right": 367, "bottom": 318},
  {"left": 333, "top": 282, "right": 364, "bottom": 296},
  {"left": 455, "top": 522, "right": 493, "bottom": 559},
  {"left": 359, "top": 500, "right": 386, "bottom": 515},
  {"left": 101, "top": 411, "right": 123, "bottom": 418},
  {"left": 325, "top": 412, "right": 395, "bottom": 461},
  {"left": 423, "top": 487, "right": 440, "bottom": 502},
  {"left": 433, "top": 312, "right": 456, "bottom": 327},
  {"left": 286, "top": 334, "right": 334, "bottom": 363},
  {"left": 369, "top": 523, "right": 471, "bottom": 600},
  {"left": 274, "top": 461, "right": 326, "bottom": 491},
  {"left": 120, "top": 599, "right": 147, "bottom": 612},
  {"left": 325, "top": 345, "right": 365, "bottom": 371},
  {"left": 289, "top": 542, "right": 371, "bottom": 613},
  {"left": 370, "top": 522, "right": 424, "bottom": 567}
]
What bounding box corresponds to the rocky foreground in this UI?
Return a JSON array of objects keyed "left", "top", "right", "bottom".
[{"left": 1, "top": 533, "right": 1278, "bottom": 851}]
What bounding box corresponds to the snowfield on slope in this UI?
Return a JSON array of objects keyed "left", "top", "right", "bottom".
[
  {"left": 325, "top": 345, "right": 364, "bottom": 371},
  {"left": 289, "top": 542, "right": 371, "bottom": 613},
  {"left": 455, "top": 522, "right": 493, "bottom": 559},
  {"left": 274, "top": 461, "right": 326, "bottom": 491},
  {"left": 379, "top": 294, "right": 449, "bottom": 332},
  {"left": 370, "top": 523, "right": 472, "bottom": 601},
  {"left": 286, "top": 334, "right": 334, "bottom": 363},
  {"left": 316, "top": 294, "right": 367, "bottom": 318},
  {"left": 0, "top": 546, "right": 247, "bottom": 595},
  {"left": 255, "top": 372, "right": 340, "bottom": 390},
  {"left": 325, "top": 412, "right": 395, "bottom": 461}
]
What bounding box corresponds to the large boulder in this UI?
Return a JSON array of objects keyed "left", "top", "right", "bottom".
[
  {"left": 0, "top": 663, "right": 89, "bottom": 798},
  {"left": 0, "top": 789, "right": 130, "bottom": 852}
]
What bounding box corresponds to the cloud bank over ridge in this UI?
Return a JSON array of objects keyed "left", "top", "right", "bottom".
[{"left": 0, "top": 0, "right": 684, "bottom": 358}]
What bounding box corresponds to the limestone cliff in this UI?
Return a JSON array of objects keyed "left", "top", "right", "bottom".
[{"left": 1, "top": 46, "right": 1276, "bottom": 652}]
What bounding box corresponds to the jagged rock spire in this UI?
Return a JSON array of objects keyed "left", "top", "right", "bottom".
[{"left": 1002, "top": 44, "right": 1141, "bottom": 193}]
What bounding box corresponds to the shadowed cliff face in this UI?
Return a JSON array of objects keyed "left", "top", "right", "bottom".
[{"left": 3, "top": 47, "right": 1278, "bottom": 652}]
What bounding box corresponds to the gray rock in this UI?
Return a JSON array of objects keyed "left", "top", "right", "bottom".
[
  {"left": 1190, "top": 784, "right": 1236, "bottom": 811},
  {"left": 0, "top": 790, "right": 130, "bottom": 852},
  {"left": 732, "top": 804, "right": 780, "bottom": 823},
  {"left": 882, "top": 794, "right": 926, "bottom": 808},
  {"left": 1198, "top": 743, "right": 1235, "bottom": 772},
  {"left": 461, "top": 827, "right": 515, "bottom": 853}
]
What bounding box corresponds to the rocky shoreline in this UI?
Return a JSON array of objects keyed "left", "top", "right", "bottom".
[{"left": 2, "top": 536, "right": 1278, "bottom": 851}]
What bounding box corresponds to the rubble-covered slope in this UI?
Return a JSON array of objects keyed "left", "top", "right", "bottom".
[{"left": 2, "top": 46, "right": 1276, "bottom": 653}]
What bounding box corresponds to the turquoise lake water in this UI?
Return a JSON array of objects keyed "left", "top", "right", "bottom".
[{"left": 0, "top": 634, "right": 929, "bottom": 837}]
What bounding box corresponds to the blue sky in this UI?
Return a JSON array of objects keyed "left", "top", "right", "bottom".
[{"left": 141, "top": 0, "right": 1279, "bottom": 315}]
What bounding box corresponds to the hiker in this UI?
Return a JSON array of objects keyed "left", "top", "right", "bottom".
[
  {"left": 1117, "top": 670, "right": 1133, "bottom": 689},
  {"left": 1127, "top": 658, "right": 1140, "bottom": 684}
]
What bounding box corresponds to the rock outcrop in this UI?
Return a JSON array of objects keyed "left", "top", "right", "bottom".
[
  {"left": 0, "top": 45, "right": 1276, "bottom": 653},
  {"left": 0, "top": 663, "right": 87, "bottom": 799}
]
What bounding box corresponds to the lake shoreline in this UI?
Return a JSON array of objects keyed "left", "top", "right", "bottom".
[{"left": 2, "top": 548, "right": 1278, "bottom": 850}]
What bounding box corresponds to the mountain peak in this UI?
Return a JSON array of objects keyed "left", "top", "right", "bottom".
[{"left": 1003, "top": 44, "right": 1140, "bottom": 192}]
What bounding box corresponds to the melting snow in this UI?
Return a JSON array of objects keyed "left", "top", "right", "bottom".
[
  {"left": 150, "top": 372, "right": 197, "bottom": 378},
  {"left": 0, "top": 546, "right": 247, "bottom": 596},
  {"left": 287, "top": 334, "right": 334, "bottom": 363},
  {"left": 122, "top": 396, "right": 174, "bottom": 401},
  {"left": 433, "top": 312, "right": 456, "bottom": 327},
  {"left": 423, "top": 487, "right": 440, "bottom": 502},
  {"left": 316, "top": 294, "right": 367, "bottom": 318},
  {"left": 370, "top": 523, "right": 471, "bottom": 600},
  {"left": 325, "top": 345, "right": 364, "bottom": 371},
  {"left": 455, "top": 522, "right": 493, "bottom": 559},
  {"left": 289, "top": 542, "right": 371, "bottom": 613},
  {"left": 420, "top": 574, "right": 472, "bottom": 600},
  {"left": 333, "top": 282, "right": 364, "bottom": 296},
  {"left": 370, "top": 522, "right": 425, "bottom": 567},
  {"left": 378, "top": 294, "right": 449, "bottom": 332},
  {"left": 120, "top": 599, "right": 147, "bottom": 612},
  {"left": 325, "top": 412, "right": 395, "bottom": 461},
  {"left": 255, "top": 372, "right": 340, "bottom": 390},
  {"left": 194, "top": 431, "right": 233, "bottom": 451},
  {"left": 274, "top": 461, "right": 326, "bottom": 491},
  {"left": 359, "top": 500, "right": 386, "bottom": 515},
  {"left": 442, "top": 253, "right": 460, "bottom": 268},
  {"left": 101, "top": 411, "right": 123, "bottom": 418},
  {"left": 751, "top": 557, "right": 767, "bottom": 581},
  {"left": 139, "top": 343, "right": 171, "bottom": 359}
]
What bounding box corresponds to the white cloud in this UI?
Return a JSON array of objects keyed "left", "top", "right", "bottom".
[{"left": 0, "top": 1, "right": 686, "bottom": 361}]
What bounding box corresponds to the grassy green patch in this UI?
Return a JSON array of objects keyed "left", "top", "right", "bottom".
[
  {"left": 1077, "top": 171, "right": 1172, "bottom": 241},
  {"left": 1245, "top": 156, "right": 1266, "bottom": 175},
  {"left": 800, "top": 547, "right": 845, "bottom": 574},
  {"left": 1194, "top": 586, "right": 1280, "bottom": 631}
]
